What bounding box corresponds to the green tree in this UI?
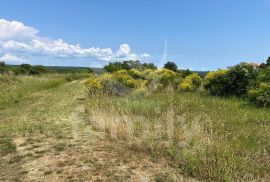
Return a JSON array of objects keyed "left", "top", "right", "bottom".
[
  {"left": 20, "top": 64, "right": 31, "bottom": 70},
  {"left": 0, "top": 61, "right": 6, "bottom": 73},
  {"left": 163, "top": 62, "right": 178, "bottom": 72},
  {"left": 104, "top": 60, "right": 157, "bottom": 72},
  {"left": 266, "top": 56, "right": 270, "bottom": 66},
  {"left": 0, "top": 61, "right": 5, "bottom": 67},
  {"left": 104, "top": 62, "right": 123, "bottom": 72},
  {"left": 142, "top": 63, "right": 157, "bottom": 70},
  {"left": 181, "top": 69, "right": 192, "bottom": 78}
]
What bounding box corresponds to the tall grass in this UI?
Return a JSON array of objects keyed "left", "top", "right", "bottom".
[{"left": 86, "top": 91, "right": 270, "bottom": 181}]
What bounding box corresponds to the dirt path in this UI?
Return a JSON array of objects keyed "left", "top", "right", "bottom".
[{"left": 0, "top": 80, "right": 195, "bottom": 182}]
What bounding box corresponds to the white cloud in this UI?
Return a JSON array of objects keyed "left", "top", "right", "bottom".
[
  {"left": 116, "top": 44, "right": 131, "bottom": 57},
  {"left": 0, "top": 19, "right": 150, "bottom": 64},
  {"left": 0, "top": 53, "right": 25, "bottom": 62},
  {"left": 0, "top": 19, "right": 38, "bottom": 41},
  {"left": 141, "top": 53, "right": 150, "bottom": 58}
]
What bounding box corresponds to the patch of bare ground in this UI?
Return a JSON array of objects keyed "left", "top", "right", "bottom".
[{"left": 0, "top": 80, "right": 196, "bottom": 182}]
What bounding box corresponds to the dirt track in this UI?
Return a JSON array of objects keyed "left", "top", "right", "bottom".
[{"left": 0, "top": 80, "right": 195, "bottom": 182}]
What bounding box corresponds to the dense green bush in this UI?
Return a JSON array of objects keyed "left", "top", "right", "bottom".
[
  {"left": 225, "top": 63, "right": 258, "bottom": 97},
  {"left": 204, "top": 69, "right": 228, "bottom": 96},
  {"left": 204, "top": 63, "right": 258, "bottom": 97},
  {"left": 248, "top": 83, "right": 270, "bottom": 107},
  {"left": 163, "top": 61, "right": 178, "bottom": 72},
  {"left": 257, "top": 66, "right": 270, "bottom": 82},
  {"left": 247, "top": 66, "right": 270, "bottom": 107}
]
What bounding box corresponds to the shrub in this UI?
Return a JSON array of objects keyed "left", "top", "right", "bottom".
[
  {"left": 149, "top": 69, "right": 181, "bottom": 89},
  {"left": 181, "top": 69, "right": 192, "bottom": 78},
  {"left": 248, "top": 82, "right": 270, "bottom": 107},
  {"left": 86, "top": 75, "right": 103, "bottom": 94},
  {"left": 163, "top": 61, "right": 178, "bottom": 72},
  {"left": 204, "top": 63, "right": 258, "bottom": 97},
  {"left": 225, "top": 62, "right": 258, "bottom": 97},
  {"left": 86, "top": 71, "right": 142, "bottom": 95},
  {"left": 204, "top": 69, "right": 228, "bottom": 96},
  {"left": 179, "top": 73, "right": 202, "bottom": 92},
  {"left": 257, "top": 66, "right": 270, "bottom": 83},
  {"left": 128, "top": 69, "right": 144, "bottom": 79},
  {"left": 113, "top": 70, "right": 137, "bottom": 88},
  {"left": 142, "top": 69, "right": 154, "bottom": 79}
]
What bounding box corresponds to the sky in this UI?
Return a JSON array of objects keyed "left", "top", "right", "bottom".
[{"left": 0, "top": 0, "right": 270, "bottom": 70}]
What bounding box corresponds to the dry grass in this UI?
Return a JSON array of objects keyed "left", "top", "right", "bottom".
[
  {"left": 1, "top": 75, "right": 191, "bottom": 181},
  {"left": 85, "top": 91, "right": 270, "bottom": 181}
]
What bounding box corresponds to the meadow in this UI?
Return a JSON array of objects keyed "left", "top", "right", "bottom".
[
  {"left": 86, "top": 90, "right": 270, "bottom": 181},
  {"left": 85, "top": 60, "right": 270, "bottom": 181},
  {"left": 1, "top": 61, "right": 269, "bottom": 181}
]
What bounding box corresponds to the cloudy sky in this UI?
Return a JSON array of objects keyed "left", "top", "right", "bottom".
[{"left": 1, "top": 0, "right": 270, "bottom": 70}]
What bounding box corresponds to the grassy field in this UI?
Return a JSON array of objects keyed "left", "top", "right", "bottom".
[
  {"left": 86, "top": 91, "right": 270, "bottom": 181},
  {"left": 1, "top": 73, "right": 269, "bottom": 181},
  {"left": 0, "top": 74, "right": 190, "bottom": 181}
]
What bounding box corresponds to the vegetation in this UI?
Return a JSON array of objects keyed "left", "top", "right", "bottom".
[
  {"left": 104, "top": 60, "right": 157, "bottom": 72},
  {"left": 163, "top": 61, "right": 178, "bottom": 72},
  {"left": 84, "top": 59, "right": 270, "bottom": 181},
  {"left": 178, "top": 73, "right": 202, "bottom": 92},
  {"left": 0, "top": 62, "right": 93, "bottom": 75},
  {"left": 1, "top": 58, "right": 270, "bottom": 181},
  {"left": 204, "top": 61, "right": 270, "bottom": 107},
  {"left": 0, "top": 72, "right": 89, "bottom": 109}
]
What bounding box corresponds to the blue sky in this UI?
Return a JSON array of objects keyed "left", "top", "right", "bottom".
[{"left": 0, "top": 0, "right": 270, "bottom": 70}]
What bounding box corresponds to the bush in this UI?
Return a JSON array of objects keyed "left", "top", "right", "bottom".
[
  {"left": 113, "top": 70, "right": 137, "bottom": 88},
  {"left": 179, "top": 73, "right": 202, "bottom": 92},
  {"left": 127, "top": 69, "right": 144, "bottom": 79},
  {"left": 225, "top": 63, "right": 258, "bottom": 97},
  {"left": 149, "top": 69, "right": 181, "bottom": 89},
  {"left": 204, "top": 69, "right": 228, "bottom": 96},
  {"left": 204, "top": 63, "right": 258, "bottom": 97},
  {"left": 248, "top": 82, "right": 270, "bottom": 107},
  {"left": 86, "top": 71, "right": 142, "bottom": 96},
  {"left": 163, "top": 61, "right": 178, "bottom": 72},
  {"left": 257, "top": 66, "right": 270, "bottom": 83}
]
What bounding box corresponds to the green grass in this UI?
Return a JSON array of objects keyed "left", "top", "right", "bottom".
[
  {"left": 0, "top": 73, "right": 85, "bottom": 156},
  {"left": 86, "top": 91, "right": 270, "bottom": 181},
  {"left": 53, "top": 142, "right": 66, "bottom": 152},
  {"left": 0, "top": 74, "right": 66, "bottom": 109},
  {"left": 0, "top": 138, "right": 16, "bottom": 155},
  {"left": 0, "top": 73, "right": 90, "bottom": 109}
]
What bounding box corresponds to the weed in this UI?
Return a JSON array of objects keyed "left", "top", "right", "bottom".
[
  {"left": 53, "top": 142, "right": 66, "bottom": 152},
  {"left": 0, "top": 138, "right": 16, "bottom": 155}
]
